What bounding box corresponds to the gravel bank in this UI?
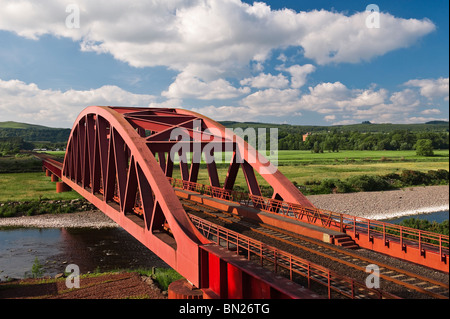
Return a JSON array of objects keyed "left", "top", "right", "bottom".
[
  {"left": 0, "top": 185, "right": 448, "bottom": 228},
  {"left": 0, "top": 210, "right": 118, "bottom": 229},
  {"left": 307, "top": 185, "right": 449, "bottom": 220}
]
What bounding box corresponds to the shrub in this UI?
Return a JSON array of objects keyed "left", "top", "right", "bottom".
[
  {"left": 400, "top": 170, "right": 431, "bottom": 186},
  {"left": 31, "top": 257, "right": 44, "bottom": 278},
  {"left": 426, "top": 169, "right": 449, "bottom": 184},
  {"left": 415, "top": 139, "right": 434, "bottom": 156},
  {"left": 347, "top": 175, "right": 391, "bottom": 192}
]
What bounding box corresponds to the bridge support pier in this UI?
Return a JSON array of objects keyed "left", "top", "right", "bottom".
[
  {"left": 168, "top": 279, "right": 204, "bottom": 299},
  {"left": 56, "top": 181, "right": 71, "bottom": 193},
  {"left": 51, "top": 174, "right": 59, "bottom": 182}
]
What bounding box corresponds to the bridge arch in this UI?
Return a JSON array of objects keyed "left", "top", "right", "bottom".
[{"left": 60, "top": 105, "right": 315, "bottom": 296}]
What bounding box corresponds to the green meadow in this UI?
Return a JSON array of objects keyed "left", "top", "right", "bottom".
[
  {"left": 0, "top": 149, "right": 448, "bottom": 202},
  {"left": 0, "top": 172, "right": 82, "bottom": 202},
  {"left": 174, "top": 149, "right": 449, "bottom": 189}
]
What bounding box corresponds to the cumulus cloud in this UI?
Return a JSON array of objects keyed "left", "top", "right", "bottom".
[
  {"left": 0, "top": 0, "right": 436, "bottom": 75},
  {"left": 420, "top": 108, "right": 441, "bottom": 115},
  {"left": 240, "top": 73, "right": 289, "bottom": 89},
  {"left": 194, "top": 77, "right": 448, "bottom": 124},
  {"left": 404, "top": 77, "right": 449, "bottom": 101},
  {"left": 0, "top": 0, "right": 443, "bottom": 125},
  {"left": 0, "top": 78, "right": 156, "bottom": 127},
  {"left": 281, "top": 64, "right": 316, "bottom": 89},
  {"left": 162, "top": 72, "right": 250, "bottom": 100}
]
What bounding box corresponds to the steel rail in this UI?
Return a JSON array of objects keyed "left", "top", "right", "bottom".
[
  {"left": 187, "top": 213, "right": 399, "bottom": 299},
  {"left": 168, "top": 177, "right": 449, "bottom": 258},
  {"left": 181, "top": 198, "right": 448, "bottom": 299}
]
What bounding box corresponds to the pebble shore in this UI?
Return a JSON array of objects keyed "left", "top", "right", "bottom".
[
  {"left": 0, "top": 185, "right": 448, "bottom": 228},
  {"left": 307, "top": 185, "right": 449, "bottom": 220},
  {"left": 0, "top": 210, "right": 118, "bottom": 228}
]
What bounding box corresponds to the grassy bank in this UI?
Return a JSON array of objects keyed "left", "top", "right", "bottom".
[
  {"left": 0, "top": 268, "right": 180, "bottom": 299},
  {"left": 0, "top": 172, "right": 82, "bottom": 202},
  {"left": 0, "top": 150, "right": 448, "bottom": 202},
  {"left": 177, "top": 149, "right": 449, "bottom": 190}
]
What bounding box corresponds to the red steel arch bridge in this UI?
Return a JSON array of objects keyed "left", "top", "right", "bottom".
[{"left": 37, "top": 106, "right": 449, "bottom": 299}]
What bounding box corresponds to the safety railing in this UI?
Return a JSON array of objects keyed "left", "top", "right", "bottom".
[
  {"left": 167, "top": 177, "right": 449, "bottom": 257},
  {"left": 191, "top": 214, "right": 399, "bottom": 299}
]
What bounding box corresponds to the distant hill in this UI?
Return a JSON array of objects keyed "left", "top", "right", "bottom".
[
  {"left": 0, "top": 121, "right": 63, "bottom": 130},
  {"left": 1, "top": 119, "right": 448, "bottom": 144},
  {"left": 425, "top": 120, "right": 449, "bottom": 125},
  {"left": 0, "top": 121, "right": 71, "bottom": 143},
  {"left": 219, "top": 120, "right": 449, "bottom": 133}
]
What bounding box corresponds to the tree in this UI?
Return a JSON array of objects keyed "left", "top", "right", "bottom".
[{"left": 415, "top": 139, "right": 434, "bottom": 156}]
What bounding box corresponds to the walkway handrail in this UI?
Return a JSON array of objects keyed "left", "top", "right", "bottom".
[
  {"left": 167, "top": 177, "right": 449, "bottom": 256},
  {"left": 191, "top": 214, "right": 400, "bottom": 299}
]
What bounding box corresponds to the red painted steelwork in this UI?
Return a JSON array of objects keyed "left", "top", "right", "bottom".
[
  {"left": 56, "top": 105, "right": 320, "bottom": 299},
  {"left": 168, "top": 176, "right": 449, "bottom": 273}
]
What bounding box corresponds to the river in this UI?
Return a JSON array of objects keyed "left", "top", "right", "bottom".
[
  {"left": 380, "top": 210, "right": 449, "bottom": 224},
  {"left": 0, "top": 227, "right": 168, "bottom": 282},
  {"left": 1, "top": 210, "right": 448, "bottom": 282}
]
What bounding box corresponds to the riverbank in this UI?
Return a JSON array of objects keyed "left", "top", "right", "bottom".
[
  {"left": 0, "top": 209, "right": 118, "bottom": 228},
  {"left": 0, "top": 185, "right": 448, "bottom": 228},
  {"left": 0, "top": 271, "right": 167, "bottom": 299},
  {"left": 307, "top": 185, "right": 449, "bottom": 220}
]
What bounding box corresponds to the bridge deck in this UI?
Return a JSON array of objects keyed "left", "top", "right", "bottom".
[{"left": 174, "top": 187, "right": 349, "bottom": 245}]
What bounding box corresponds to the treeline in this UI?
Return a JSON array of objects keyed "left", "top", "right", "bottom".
[
  {"left": 279, "top": 130, "right": 449, "bottom": 152},
  {"left": 0, "top": 137, "right": 34, "bottom": 155},
  {"left": 0, "top": 137, "right": 66, "bottom": 156},
  {"left": 0, "top": 127, "right": 71, "bottom": 143},
  {"left": 294, "top": 169, "right": 449, "bottom": 195}
]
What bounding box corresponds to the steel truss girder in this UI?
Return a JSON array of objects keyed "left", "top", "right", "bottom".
[{"left": 61, "top": 105, "right": 315, "bottom": 298}]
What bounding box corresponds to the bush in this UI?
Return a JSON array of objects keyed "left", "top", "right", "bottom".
[
  {"left": 400, "top": 170, "right": 431, "bottom": 186},
  {"left": 334, "top": 180, "right": 354, "bottom": 193},
  {"left": 400, "top": 218, "right": 449, "bottom": 236},
  {"left": 347, "top": 175, "right": 392, "bottom": 192},
  {"left": 415, "top": 139, "right": 434, "bottom": 156},
  {"left": 0, "top": 200, "right": 77, "bottom": 218},
  {"left": 426, "top": 169, "right": 449, "bottom": 184}
]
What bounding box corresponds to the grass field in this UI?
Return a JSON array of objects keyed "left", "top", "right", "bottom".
[
  {"left": 0, "top": 150, "right": 448, "bottom": 202},
  {"left": 0, "top": 172, "right": 82, "bottom": 202},
  {"left": 191, "top": 149, "right": 449, "bottom": 188}
]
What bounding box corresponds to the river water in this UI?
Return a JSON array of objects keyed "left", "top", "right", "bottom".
[
  {"left": 0, "top": 227, "right": 168, "bottom": 282},
  {"left": 1, "top": 210, "right": 448, "bottom": 282},
  {"left": 380, "top": 210, "right": 449, "bottom": 224}
]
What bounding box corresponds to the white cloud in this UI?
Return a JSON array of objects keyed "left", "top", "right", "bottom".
[
  {"left": 282, "top": 64, "right": 316, "bottom": 89},
  {"left": 297, "top": 10, "right": 436, "bottom": 65},
  {"left": 240, "top": 73, "right": 289, "bottom": 89},
  {"left": 0, "top": 78, "right": 156, "bottom": 127},
  {"left": 0, "top": 0, "right": 436, "bottom": 75},
  {"left": 324, "top": 115, "right": 336, "bottom": 122},
  {"left": 0, "top": 1, "right": 443, "bottom": 126},
  {"left": 420, "top": 108, "right": 441, "bottom": 115},
  {"left": 405, "top": 77, "right": 449, "bottom": 101},
  {"left": 240, "top": 88, "right": 301, "bottom": 115},
  {"left": 190, "top": 105, "right": 252, "bottom": 121},
  {"left": 186, "top": 77, "right": 449, "bottom": 124},
  {"left": 162, "top": 72, "right": 250, "bottom": 100}
]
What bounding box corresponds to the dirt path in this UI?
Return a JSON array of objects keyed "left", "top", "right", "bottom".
[{"left": 0, "top": 272, "right": 167, "bottom": 299}]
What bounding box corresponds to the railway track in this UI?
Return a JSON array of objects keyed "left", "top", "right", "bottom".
[{"left": 180, "top": 198, "right": 449, "bottom": 299}]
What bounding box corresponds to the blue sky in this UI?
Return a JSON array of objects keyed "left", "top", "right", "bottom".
[{"left": 0, "top": 0, "right": 448, "bottom": 128}]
